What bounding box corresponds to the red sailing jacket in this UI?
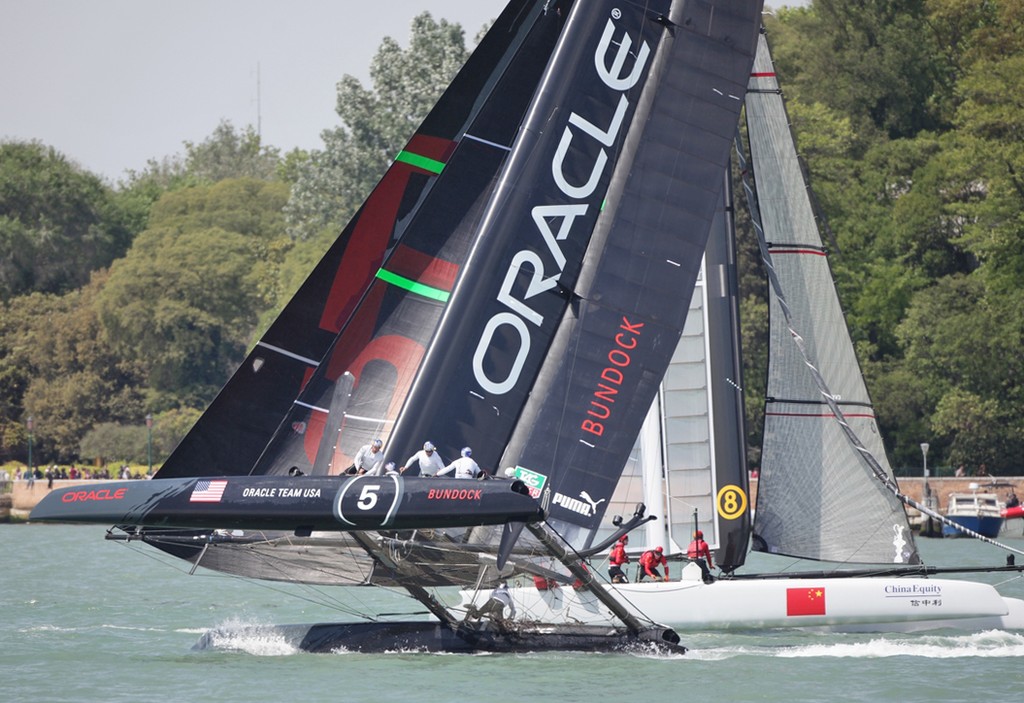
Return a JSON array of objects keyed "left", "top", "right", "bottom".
[
  {"left": 686, "top": 539, "right": 715, "bottom": 569},
  {"left": 639, "top": 550, "right": 668, "bottom": 577}
]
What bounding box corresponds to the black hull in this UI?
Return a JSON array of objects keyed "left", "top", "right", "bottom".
[
  {"left": 30, "top": 475, "right": 543, "bottom": 533},
  {"left": 194, "top": 620, "right": 686, "bottom": 655}
]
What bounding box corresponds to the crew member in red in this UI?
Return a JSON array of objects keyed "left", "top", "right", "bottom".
[
  {"left": 638, "top": 545, "right": 669, "bottom": 582},
  {"left": 608, "top": 535, "right": 630, "bottom": 583},
  {"left": 687, "top": 530, "right": 715, "bottom": 583}
]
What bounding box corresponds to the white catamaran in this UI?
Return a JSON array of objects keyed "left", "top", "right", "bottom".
[{"left": 495, "top": 30, "right": 1024, "bottom": 633}]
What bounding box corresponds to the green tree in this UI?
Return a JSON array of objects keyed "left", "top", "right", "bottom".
[
  {"left": 182, "top": 121, "right": 282, "bottom": 183},
  {"left": 0, "top": 141, "right": 134, "bottom": 300},
  {"left": 895, "top": 275, "right": 1024, "bottom": 473},
  {"left": 769, "top": 1, "right": 947, "bottom": 139},
  {"left": 1, "top": 273, "right": 147, "bottom": 463},
  {"left": 97, "top": 179, "right": 289, "bottom": 407},
  {"left": 285, "top": 13, "right": 471, "bottom": 240}
]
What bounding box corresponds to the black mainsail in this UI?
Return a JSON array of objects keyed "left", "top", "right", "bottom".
[{"left": 499, "top": 1, "right": 761, "bottom": 548}]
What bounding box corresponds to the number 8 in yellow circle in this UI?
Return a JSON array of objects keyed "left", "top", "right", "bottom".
[{"left": 716, "top": 484, "right": 748, "bottom": 520}]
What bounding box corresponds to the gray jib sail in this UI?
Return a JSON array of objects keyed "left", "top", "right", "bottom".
[{"left": 746, "top": 32, "right": 919, "bottom": 564}]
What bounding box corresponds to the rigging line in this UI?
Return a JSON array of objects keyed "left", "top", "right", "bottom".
[
  {"left": 111, "top": 528, "right": 369, "bottom": 617},
  {"left": 186, "top": 542, "right": 376, "bottom": 617},
  {"left": 540, "top": 519, "right": 660, "bottom": 628},
  {"left": 169, "top": 530, "right": 380, "bottom": 614},
  {"left": 734, "top": 134, "right": 1024, "bottom": 558}
]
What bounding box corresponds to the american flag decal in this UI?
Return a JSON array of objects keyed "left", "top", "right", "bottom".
[{"left": 190, "top": 480, "right": 227, "bottom": 503}]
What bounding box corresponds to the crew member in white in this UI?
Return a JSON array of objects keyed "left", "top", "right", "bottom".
[
  {"left": 437, "top": 447, "right": 482, "bottom": 479},
  {"left": 400, "top": 441, "right": 446, "bottom": 477},
  {"left": 463, "top": 580, "right": 516, "bottom": 624},
  {"left": 353, "top": 438, "right": 384, "bottom": 475}
]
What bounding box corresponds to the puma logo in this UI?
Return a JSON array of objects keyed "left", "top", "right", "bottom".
[{"left": 580, "top": 490, "right": 606, "bottom": 514}]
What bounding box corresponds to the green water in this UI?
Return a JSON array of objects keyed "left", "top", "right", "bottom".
[{"left": 3, "top": 524, "right": 1024, "bottom": 703}]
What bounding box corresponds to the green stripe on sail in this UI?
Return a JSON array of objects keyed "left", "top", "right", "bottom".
[
  {"left": 376, "top": 268, "right": 450, "bottom": 302},
  {"left": 395, "top": 150, "right": 445, "bottom": 174}
]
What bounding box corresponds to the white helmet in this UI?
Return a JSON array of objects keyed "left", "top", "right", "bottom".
[
  {"left": 423, "top": 441, "right": 435, "bottom": 451},
  {"left": 461, "top": 447, "right": 472, "bottom": 457}
]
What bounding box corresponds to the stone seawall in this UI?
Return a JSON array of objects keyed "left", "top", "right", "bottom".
[{"left": 10, "top": 480, "right": 111, "bottom": 519}]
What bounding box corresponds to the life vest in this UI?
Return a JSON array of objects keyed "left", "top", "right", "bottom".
[{"left": 687, "top": 539, "right": 709, "bottom": 559}]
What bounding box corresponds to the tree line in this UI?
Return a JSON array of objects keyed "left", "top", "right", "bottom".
[{"left": 1, "top": 2, "right": 1020, "bottom": 475}]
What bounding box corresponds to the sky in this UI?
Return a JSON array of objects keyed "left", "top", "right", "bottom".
[
  {"left": 1, "top": 1, "right": 506, "bottom": 182},
  {"left": 2, "top": 1, "right": 806, "bottom": 184}
]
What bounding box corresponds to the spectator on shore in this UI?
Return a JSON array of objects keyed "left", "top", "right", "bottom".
[{"left": 955, "top": 465, "right": 965, "bottom": 477}]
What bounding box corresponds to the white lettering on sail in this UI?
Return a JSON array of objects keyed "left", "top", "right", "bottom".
[
  {"left": 497, "top": 250, "right": 559, "bottom": 327},
  {"left": 531, "top": 203, "right": 588, "bottom": 270},
  {"left": 473, "top": 312, "right": 531, "bottom": 395},
  {"left": 594, "top": 18, "right": 650, "bottom": 91},
  {"left": 472, "top": 14, "right": 652, "bottom": 396}
]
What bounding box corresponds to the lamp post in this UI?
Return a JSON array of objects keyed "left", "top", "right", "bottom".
[
  {"left": 26, "top": 416, "right": 34, "bottom": 478},
  {"left": 145, "top": 414, "right": 153, "bottom": 476},
  {"left": 921, "top": 442, "right": 930, "bottom": 497}
]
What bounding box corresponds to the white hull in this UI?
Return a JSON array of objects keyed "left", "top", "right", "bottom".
[{"left": 469, "top": 566, "right": 1024, "bottom": 633}]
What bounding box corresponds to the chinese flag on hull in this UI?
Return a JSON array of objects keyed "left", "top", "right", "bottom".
[{"left": 786, "top": 587, "right": 826, "bottom": 616}]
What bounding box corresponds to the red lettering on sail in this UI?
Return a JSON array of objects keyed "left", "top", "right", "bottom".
[
  {"left": 427, "top": 488, "right": 483, "bottom": 501},
  {"left": 580, "top": 317, "right": 644, "bottom": 438}
]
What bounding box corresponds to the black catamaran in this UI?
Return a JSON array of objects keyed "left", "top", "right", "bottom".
[{"left": 32, "top": 0, "right": 764, "bottom": 652}]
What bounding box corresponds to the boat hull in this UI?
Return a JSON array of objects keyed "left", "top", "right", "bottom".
[
  {"left": 489, "top": 570, "right": 1024, "bottom": 633},
  {"left": 941, "top": 516, "right": 1004, "bottom": 538},
  {"left": 1001, "top": 505, "right": 1024, "bottom": 520},
  {"left": 29, "top": 475, "right": 543, "bottom": 532},
  {"left": 193, "top": 620, "right": 687, "bottom": 654}
]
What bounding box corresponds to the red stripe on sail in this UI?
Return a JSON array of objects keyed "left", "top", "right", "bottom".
[
  {"left": 766, "top": 412, "right": 876, "bottom": 419},
  {"left": 750, "top": 72, "right": 776, "bottom": 77},
  {"left": 387, "top": 244, "right": 459, "bottom": 292},
  {"left": 318, "top": 134, "right": 457, "bottom": 333},
  {"left": 770, "top": 248, "right": 827, "bottom": 256}
]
